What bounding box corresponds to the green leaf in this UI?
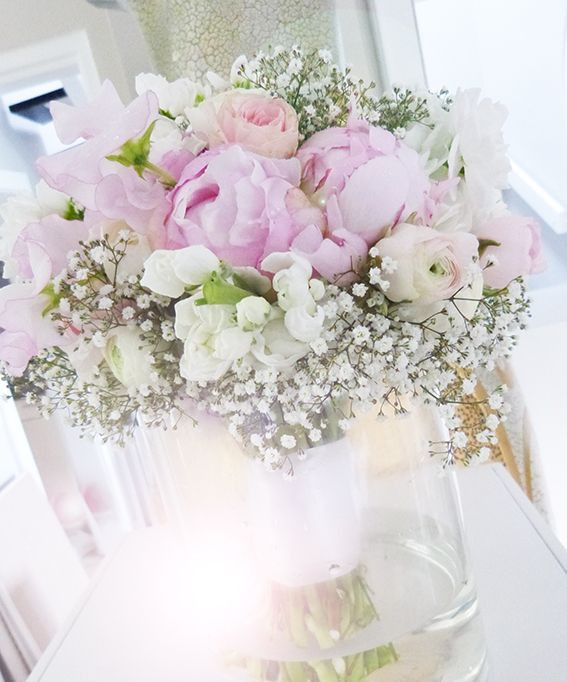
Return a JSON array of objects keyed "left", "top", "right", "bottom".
[
  {"left": 478, "top": 238, "right": 501, "bottom": 258},
  {"left": 62, "top": 199, "right": 85, "bottom": 221},
  {"left": 201, "top": 271, "right": 253, "bottom": 305},
  {"left": 106, "top": 120, "right": 156, "bottom": 176},
  {"left": 40, "top": 282, "right": 61, "bottom": 317},
  {"left": 159, "top": 108, "right": 175, "bottom": 120}
]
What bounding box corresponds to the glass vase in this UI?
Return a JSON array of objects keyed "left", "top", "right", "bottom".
[{"left": 126, "top": 404, "right": 487, "bottom": 681}]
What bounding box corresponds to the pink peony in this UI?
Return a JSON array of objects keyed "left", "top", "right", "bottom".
[
  {"left": 291, "top": 224, "right": 368, "bottom": 284},
  {"left": 474, "top": 215, "right": 545, "bottom": 288},
  {"left": 298, "top": 116, "right": 430, "bottom": 245},
  {"left": 165, "top": 145, "right": 318, "bottom": 267},
  {"left": 188, "top": 91, "right": 299, "bottom": 158}
]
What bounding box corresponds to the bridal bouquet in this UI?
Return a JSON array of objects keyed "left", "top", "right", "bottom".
[
  {"left": 0, "top": 46, "right": 543, "bottom": 680},
  {"left": 0, "top": 46, "right": 540, "bottom": 466}
]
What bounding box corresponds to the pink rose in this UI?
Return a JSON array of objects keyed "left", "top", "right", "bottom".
[
  {"left": 298, "top": 116, "right": 430, "bottom": 245},
  {"left": 188, "top": 91, "right": 299, "bottom": 158},
  {"left": 474, "top": 215, "right": 545, "bottom": 288},
  {"left": 377, "top": 223, "right": 479, "bottom": 305},
  {"left": 165, "top": 145, "right": 318, "bottom": 267}
]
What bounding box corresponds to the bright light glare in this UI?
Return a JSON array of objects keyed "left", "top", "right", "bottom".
[{"left": 182, "top": 529, "right": 264, "bottom": 637}]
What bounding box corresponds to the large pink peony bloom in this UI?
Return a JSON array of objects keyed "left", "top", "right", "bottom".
[
  {"left": 298, "top": 116, "right": 430, "bottom": 245},
  {"left": 474, "top": 214, "right": 545, "bottom": 288},
  {"left": 165, "top": 145, "right": 317, "bottom": 267}
]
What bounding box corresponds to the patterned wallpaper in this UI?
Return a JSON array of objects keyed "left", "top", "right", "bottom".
[{"left": 128, "top": 0, "right": 338, "bottom": 81}]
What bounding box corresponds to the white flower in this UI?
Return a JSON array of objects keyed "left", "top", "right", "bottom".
[
  {"left": 252, "top": 318, "right": 309, "bottom": 369},
  {"left": 280, "top": 434, "right": 296, "bottom": 449},
  {"left": 102, "top": 223, "right": 153, "bottom": 280},
  {"left": 135, "top": 72, "right": 206, "bottom": 116},
  {"left": 352, "top": 283, "right": 368, "bottom": 297},
  {"left": 284, "top": 306, "right": 325, "bottom": 343},
  {"left": 173, "top": 245, "right": 220, "bottom": 286},
  {"left": 122, "top": 306, "right": 135, "bottom": 321},
  {"left": 98, "top": 296, "right": 113, "bottom": 310},
  {"left": 104, "top": 327, "right": 155, "bottom": 390},
  {"left": 236, "top": 296, "right": 271, "bottom": 331},
  {"left": 141, "top": 250, "right": 184, "bottom": 298}
]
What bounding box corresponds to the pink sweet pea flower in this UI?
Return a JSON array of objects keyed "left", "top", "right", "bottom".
[
  {"left": 50, "top": 80, "right": 125, "bottom": 144},
  {"left": 37, "top": 85, "right": 159, "bottom": 210},
  {"left": 11, "top": 214, "right": 88, "bottom": 280},
  {"left": 0, "top": 331, "right": 37, "bottom": 377},
  {"left": 166, "top": 145, "right": 313, "bottom": 267},
  {"left": 474, "top": 214, "right": 546, "bottom": 288},
  {"left": 298, "top": 115, "right": 430, "bottom": 245}
]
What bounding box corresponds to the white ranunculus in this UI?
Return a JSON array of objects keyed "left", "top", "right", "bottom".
[
  {"left": 104, "top": 327, "right": 154, "bottom": 390},
  {"left": 173, "top": 245, "right": 220, "bottom": 286},
  {"left": 236, "top": 296, "right": 271, "bottom": 331},
  {"left": 252, "top": 318, "right": 309, "bottom": 369},
  {"left": 135, "top": 73, "right": 207, "bottom": 117},
  {"left": 377, "top": 223, "right": 479, "bottom": 306},
  {"left": 141, "top": 250, "right": 185, "bottom": 298},
  {"left": 400, "top": 268, "right": 484, "bottom": 329}
]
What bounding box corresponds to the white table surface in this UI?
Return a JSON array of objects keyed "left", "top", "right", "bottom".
[{"left": 29, "top": 465, "right": 567, "bottom": 682}]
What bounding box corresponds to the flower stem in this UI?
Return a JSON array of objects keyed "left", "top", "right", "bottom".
[{"left": 144, "top": 161, "right": 176, "bottom": 188}]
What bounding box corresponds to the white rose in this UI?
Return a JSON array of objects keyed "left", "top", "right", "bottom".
[
  {"left": 135, "top": 73, "right": 207, "bottom": 117},
  {"left": 104, "top": 327, "right": 154, "bottom": 390},
  {"left": 141, "top": 250, "right": 184, "bottom": 298},
  {"left": 236, "top": 296, "right": 271, "bottom": 331},
  {"left": 173, "top": 245, "right": 220, "bottom": 286}
]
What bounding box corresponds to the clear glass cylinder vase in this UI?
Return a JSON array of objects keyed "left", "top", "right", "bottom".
[{"left": 127, "top": 405, "right": 487, "bottom": 682}]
